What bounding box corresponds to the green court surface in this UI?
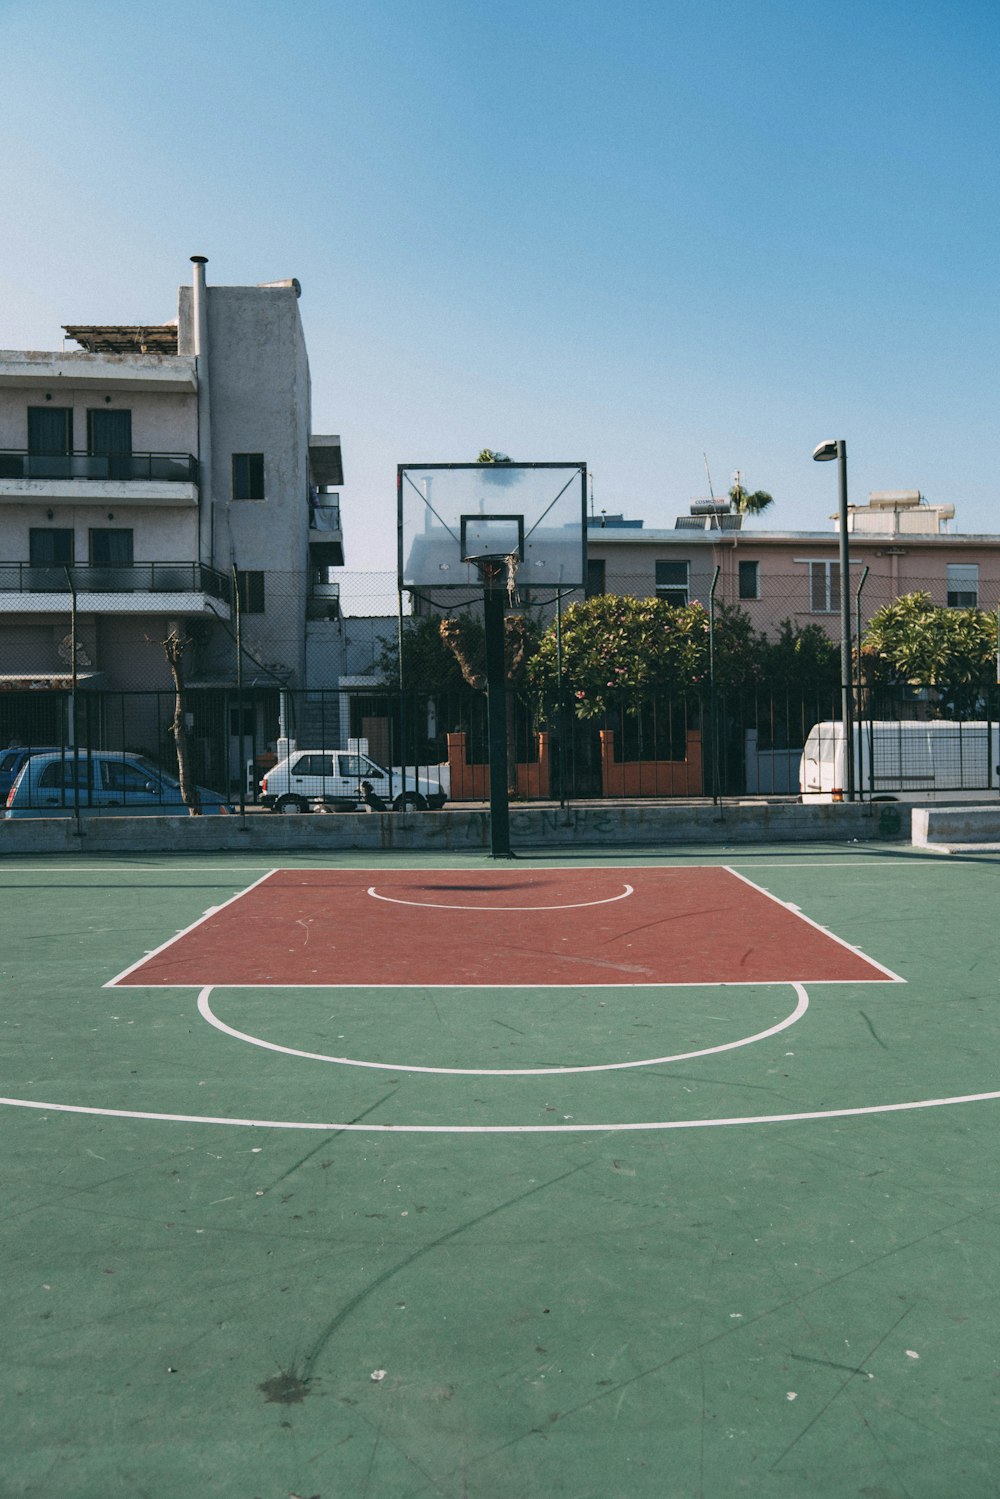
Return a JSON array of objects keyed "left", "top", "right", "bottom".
[{"left": 2, "top": 843, "right": 999, "bottom": 1498}]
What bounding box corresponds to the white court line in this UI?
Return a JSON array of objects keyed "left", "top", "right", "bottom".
[
  {"left": 366, "top": 882, "right": 634, "bottom": 911},
  {"left": 196, "top": 983, "right": 809, "bottom": 1075},
  {"left": 3, "top": 1088, "right": 1000, "bottom": 1133},
  {"left": 112, "top": 977, "right": 895, "bottom": 990},
  {"left": 723, "top": 865, "right": 906, "bottom": 984}
]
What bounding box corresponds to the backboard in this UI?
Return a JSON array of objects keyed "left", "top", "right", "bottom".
[{"left": 398, "top": 463, "right": 587, "bottom": 598}]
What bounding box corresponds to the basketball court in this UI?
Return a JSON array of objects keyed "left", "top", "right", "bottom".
[{"left": 2, "top": 841, "right": 1000, "bottom": 1497}]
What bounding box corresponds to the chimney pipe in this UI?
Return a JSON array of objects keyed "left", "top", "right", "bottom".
[{"left": 190, "top": 257, "right": 213, "bottom": 565}]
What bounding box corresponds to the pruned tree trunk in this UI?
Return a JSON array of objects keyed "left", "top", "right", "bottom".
[
  {"left": 439, "top": 615, "right": 531, "bottom": 795},
  {"left": 438, "top": 619, "right": 485, "bottom": 691},
  {"left": 163, "top": 627, "right": 202, "bottom": 816}
]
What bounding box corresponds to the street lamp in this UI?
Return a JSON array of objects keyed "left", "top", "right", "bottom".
[{"left": 812, "top": 439, "right": 854, "bottom": 801}]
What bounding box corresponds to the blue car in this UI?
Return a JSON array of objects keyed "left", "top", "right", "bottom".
[
  {"left": 4, "top": 751, "right": 232, "bottom": 817},
  {"left": 0, "top": 745, "right": 61, "bottom": 801}
]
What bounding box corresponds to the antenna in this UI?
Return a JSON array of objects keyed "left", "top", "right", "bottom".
[{"left": 702, "top": 453, "right": 715, "bottom": 500}]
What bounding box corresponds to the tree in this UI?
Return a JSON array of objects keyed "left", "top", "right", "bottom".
[
  {"left": 729, "top": 473, "right": 774, "bottom": 517},
  {"left": 528, "top": 596, "right": 762, "bottom": 719},
  {"left": 439, "top": 613, "right": 539, "bottom": 793},
  {"left": 162, "top": 627, "right": 201, "bottom": 815},
  {"left": 861, "top": 592, "right": 996, "bottom": 718},
  {"left": 758, "top": 619, "right": 841, "bottom": 698},
  {"left": 477, "top": 449, "right": 512, "bottom": 465},
  {"left": 378, "top": 614, "right": 472, "bottom": 696}
]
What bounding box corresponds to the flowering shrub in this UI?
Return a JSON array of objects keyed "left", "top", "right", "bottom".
[{"left": 528, "top": 595, "right": 762, "bottom": 718}]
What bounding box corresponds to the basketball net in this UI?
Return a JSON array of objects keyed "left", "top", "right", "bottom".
[
  {"left": 504, "top": 551, "right": 520, "bottom": 606},
  {"left": 477, "top": 553, "right": 521, "bottom": 607}
]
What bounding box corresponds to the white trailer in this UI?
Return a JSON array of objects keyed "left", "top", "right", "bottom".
[{"left": 800, "top": 720, "right": 1000, "bottom": 802}]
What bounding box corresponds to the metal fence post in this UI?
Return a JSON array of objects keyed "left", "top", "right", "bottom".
[
  {"left": 855, "top": 565, "right": 869, "bottom": 800},
  {"left": 709, "top": 566, "right": 721, "bottom": 806}
]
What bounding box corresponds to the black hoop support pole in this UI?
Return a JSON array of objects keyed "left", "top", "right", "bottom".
[{"left": 482, "top": 573, "right": 513, "bottom": 858}]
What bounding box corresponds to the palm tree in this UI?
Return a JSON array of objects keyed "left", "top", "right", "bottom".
[{"left": 729, "top": 472, "right": 774, "bottom": 517}]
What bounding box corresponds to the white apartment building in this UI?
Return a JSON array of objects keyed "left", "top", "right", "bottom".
[{"left": 0, "top": 258, "right": 343, "bottom": 787}]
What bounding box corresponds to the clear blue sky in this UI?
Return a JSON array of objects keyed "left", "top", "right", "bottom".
[{"left": 3, "top": 0, "right": 997, "bottom": 571}]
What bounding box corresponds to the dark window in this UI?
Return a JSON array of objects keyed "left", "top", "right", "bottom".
[
  {"left": 586, "top": 558, "right": 606, "bottom": 597},
  {"left": 27, "top": 407, "right": 72, "bottom": 454},
  {"left": 738, "top": 560, "right": 759, "bottom": 600},
  {"left": 233, "top": 453, "right": 265, "bottom": 500},
  {"left": 235, "top": 570, "right": 265, "bottom": 613},
  {"left": 39, "top": 759, "right": 92, "bottom": 790},
  {"left": 294, "top": 754, "right": 336, "bottom": 778},
  {"left": 89, "top": 529, "right": 134, "bottom": 565},
  {"left": 947, "top": 564, "right": 978, "bottom": 608},
  {"left": 103, "top": 760, "right": 158, "bottom": 793},
  {"left": 87, "top": 409, "right": 132, "bottom": 477},
  {"left": 809, "top": 561, "right": 840, "bottom": 612},
  {"left": 655, "top": 560, "right": 689, "bottom": 605},
  {"left": 229, "top": 707, "right": 255, "bottom": 737},
  {"left": 29, "top": 529, "right": 74, "bottom": 565}
]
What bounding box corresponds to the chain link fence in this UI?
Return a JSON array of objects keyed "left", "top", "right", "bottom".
[{"left": 1, "top": 565, "right": 998, "bottom": 811}]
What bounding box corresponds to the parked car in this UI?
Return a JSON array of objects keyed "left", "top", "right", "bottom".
[
  {"left": 5, "top": 751, "right": 233, "bottom": 817},
  {"left": 260, "top": 748, "right": 448, "bottom": 813},
  {"left": 0, "top": 745, "right": 61, "bottom": 800}
]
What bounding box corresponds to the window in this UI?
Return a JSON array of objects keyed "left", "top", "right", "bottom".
[
  {"left": 235, "top": 570, "right": 265, "bottom": 613},
  {"left": 947, "top": 564, "right": 978, "bottom": 608},
  {"left": 29, "top": 529, "right": 74, "bottom": 566},
  {"left": 339, "top": 754, "right": 372, "bottom": 779},
  {"left": 88, "top": 409, "right": 132, "bottom": 477},
  {"left": 586, "top": 558, "right": 606, "bottom": 597},
  {"left": 809, "top": 560, "right": 841, "bottom": 613},
  {"left": 89, "top": 529, "right": 133, "bottom": 566},
  {"left": 655, "top": 560, "right": 689, "bottom": 606},
  {"left": 103, "top": 760, "right": 158, "bottom": 794},
  {"left": 738, "top": 560, "right": 759, "bottom": 600},
  {"left": 39, "top": 760, "right": 92, "bottom": 790},
  {"left": 27, "top": 407, "right": 72, "bottom": 454},
  {"left": 294, "top": 754, "right": 335, "bottom": 778},
  {"left": 233, "top": 453, "right": 265, "bottom": 500}
]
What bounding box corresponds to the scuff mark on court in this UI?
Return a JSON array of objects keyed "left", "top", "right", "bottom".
[
  {"left": 770, "top": 1303, "right": 914, "bottom": 1471},
  {"left": 297, "top": 1157, "right": 593, "bottom": 1383},
  {"left": 860, "top": 1010, "right": 890, "bottom": 1050}
]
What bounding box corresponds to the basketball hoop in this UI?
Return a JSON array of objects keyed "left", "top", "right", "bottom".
[{"left": 465, "top": 551, "right": 521, "bottom": 605}]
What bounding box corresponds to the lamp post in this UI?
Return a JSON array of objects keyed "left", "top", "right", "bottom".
[{"left": 812, "top": 439, "right": 854, "bottom": 801}]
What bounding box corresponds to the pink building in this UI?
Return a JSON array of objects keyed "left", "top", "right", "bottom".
[{"left": 585, "top": 492, "right": 1000, "bottom": 638}]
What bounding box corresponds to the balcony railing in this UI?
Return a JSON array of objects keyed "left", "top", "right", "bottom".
[
  {"left": 0, "top": 562, "right": 231, "bottom": 603},
  {"left": 0, "top": 451, "right": 198, "bottom": 483},
  {"left": 309, "top": 501, "right": 341, "bottom": 532}
]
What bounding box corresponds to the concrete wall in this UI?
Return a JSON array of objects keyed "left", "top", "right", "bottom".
[
  {"left": 912, "top": 805, "right": 1000, "bottom": 848},
  {"left": 304, "top": 616, "right": 347, "bottom": 689},
  {"left": 0, "top": 799, "right": 907, "bottom": 855},
  {"left": 0, "top": 506, "right": 197, "bottom": 561},
  {"left": 0, "top": 617, "right": 97, "bottom": 674},
  {"left": 0, "top": 386, "right": 197, "bottom": 454},
  {"left": 179, "top": 281, "right": 313, "bottom": 685}
]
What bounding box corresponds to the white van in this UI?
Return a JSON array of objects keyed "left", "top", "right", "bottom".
[{"left": 800, "top": 720, "right": 1000, "bottom": 803}]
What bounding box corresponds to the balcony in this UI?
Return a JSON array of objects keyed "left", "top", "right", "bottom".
[
  {"left": 0, "top": 450, "right": 198, "bottom": 507},
  {"left": 0, "top": 561, "right": 231, "bottom": 617},
  {"left": 0, "top": 350, "right": 197, "bottom": 394},
  {"left": 307, "top": 574, "right": 340, "bottom": 621},
  {"left": 308, "top": 496, "right": 344, "bottom": 567}
]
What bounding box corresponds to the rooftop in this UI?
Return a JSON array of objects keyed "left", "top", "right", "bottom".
[{"left": 63, "top": 325, "right": 179, "bottom": 356}]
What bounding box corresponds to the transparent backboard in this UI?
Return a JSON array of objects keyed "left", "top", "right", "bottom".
[{"left": 398, "top": 463, "right": 587, "bottom": 594}]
